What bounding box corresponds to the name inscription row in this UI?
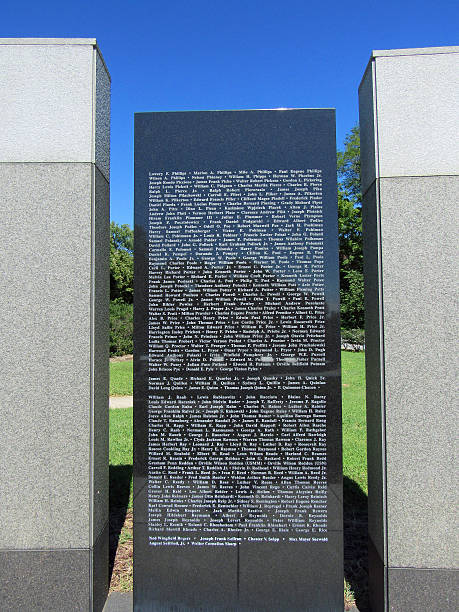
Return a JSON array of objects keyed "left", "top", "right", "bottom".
[
  {"left": 147, "top": 394, "right": 328, "bottom": 545},
  {"left": 148, "top": 169, "right": 326, "bottom": 373}
]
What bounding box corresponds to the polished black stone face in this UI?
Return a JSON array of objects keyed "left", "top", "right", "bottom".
[{"left": 134, "top": 109, "right": 342, "bottom": 611}]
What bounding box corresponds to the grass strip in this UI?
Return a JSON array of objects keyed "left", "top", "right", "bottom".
[{"left": 110, "top": 360, "right": 133, "bottom": 396}]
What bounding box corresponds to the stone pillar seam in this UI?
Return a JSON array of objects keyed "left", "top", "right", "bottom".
[
  {"left": 88, "top": 45, "right": 97, "bottom": 606},
  {"left": 363, "top": 174, "right": 459, "bottom": 199},
  {"left": 367, "top": 54, "right": 390, "bottom": 611},
  {"left": 372, "top": 55, "right": 390, "bottom": 612}
]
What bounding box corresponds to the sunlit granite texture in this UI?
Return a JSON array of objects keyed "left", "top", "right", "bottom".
[
  {"left": 359, "top": 46, "right": 459, "bottom": 612},
  {"left": 0, "top": 38, "right": 110, "bottom": 611}
]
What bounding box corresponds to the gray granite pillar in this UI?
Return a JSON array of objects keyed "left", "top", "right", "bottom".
[
  {"left": 0, "top": 39, "right": 110, "bottom": 611},
  {"left": 359, "top": 47, "right": 459, "bottom": 612}
]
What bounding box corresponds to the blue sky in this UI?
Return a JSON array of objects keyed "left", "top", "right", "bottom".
[{"left": 3, "top": 0, "right": 458, "bottom": 226}]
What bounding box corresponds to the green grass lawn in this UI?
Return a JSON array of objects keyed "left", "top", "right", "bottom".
[
  {"left": 109, "top": 351, "right": 367, "bottom": 511},
  {"left": 341, "top": 351, "right": 367, "bottom": 496},
  {"left": 110, "top": 360, "right": 133, "bottom": 396}
]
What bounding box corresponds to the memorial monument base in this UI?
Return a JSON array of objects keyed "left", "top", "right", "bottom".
[
  {"left": 359, "top": 46, "right": 459, "bottom": 612},
  {"left": 0, "top": 38, "right": 110, "bottom": 612},
  {"left": 134, "top": 108, "right": 342, "bottom": 611}
]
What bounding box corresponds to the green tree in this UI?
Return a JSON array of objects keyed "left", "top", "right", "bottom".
[
  {"left": 337, "top": 127, "right": 364, "bottom": 329},
  {"left": 110, "top": 221, "right": 134, "bottom": 303},
  {"left": 109, "top": 299, "right": 133, "bottom": 355}
]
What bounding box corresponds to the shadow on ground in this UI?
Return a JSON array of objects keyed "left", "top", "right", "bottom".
[
  {"left": 109, "top": 465, "right": 133, "bottom": 585},
  {"left": 344, "top": 476, "right": 369, "bottom": 612}
]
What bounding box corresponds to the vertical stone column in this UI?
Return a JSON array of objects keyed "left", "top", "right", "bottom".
[
  {"left": 0, "top": 39, "right": 110, "bottom": 611},
  {"left": 359, "top": 47, "right": 459, "bottom": 612}
]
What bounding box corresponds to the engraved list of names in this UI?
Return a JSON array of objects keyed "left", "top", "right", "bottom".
[
  {"left": 134, "top": 109, "right": 342, "bottom": 611},
  {"left": 147, "top": 169, "right": 328, "bottom": 545}
]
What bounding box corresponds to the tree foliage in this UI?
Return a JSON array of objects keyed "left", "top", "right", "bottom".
[
  {"left": 337, "top": 126, "right": 364, "bottom": 329},
  {"left": 110, "top": 221, "right": 134, "bottom": 303},
  {"left": 109, "top": 299, "right": 133, "bottom": 356},
  {"left": 337, "top": 126, "right": 361, "bottom": 204}
]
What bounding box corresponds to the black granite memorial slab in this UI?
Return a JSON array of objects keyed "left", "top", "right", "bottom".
[{"left": 134, "top": 109, "right": 342, "bottom": 611}]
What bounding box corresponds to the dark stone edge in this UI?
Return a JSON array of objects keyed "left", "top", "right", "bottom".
[
  {"left": 388, "top": 566, "right": 459, "bottom": 612},
  {"left": 0, "top": 548, "right": 90, "bottom": 611},
  {"left": 368, "top": 536, "right": 386, "bottom": 612},
  {"left": 0, "top": 525, "right": 109, "bottom": 612},
  {"left": 94, "top": 520, "right": 110, "bottom": 612}
]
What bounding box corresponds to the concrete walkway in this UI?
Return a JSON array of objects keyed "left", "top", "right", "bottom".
[
  {"left": 102, "top": 592, "right": 360, "bottom": 611},
  {"left": 103, "top": 593, "right": 132, "bottom": 612},
  {"left": 109, "top": 395, "right": 133, "bottom": 409}
]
